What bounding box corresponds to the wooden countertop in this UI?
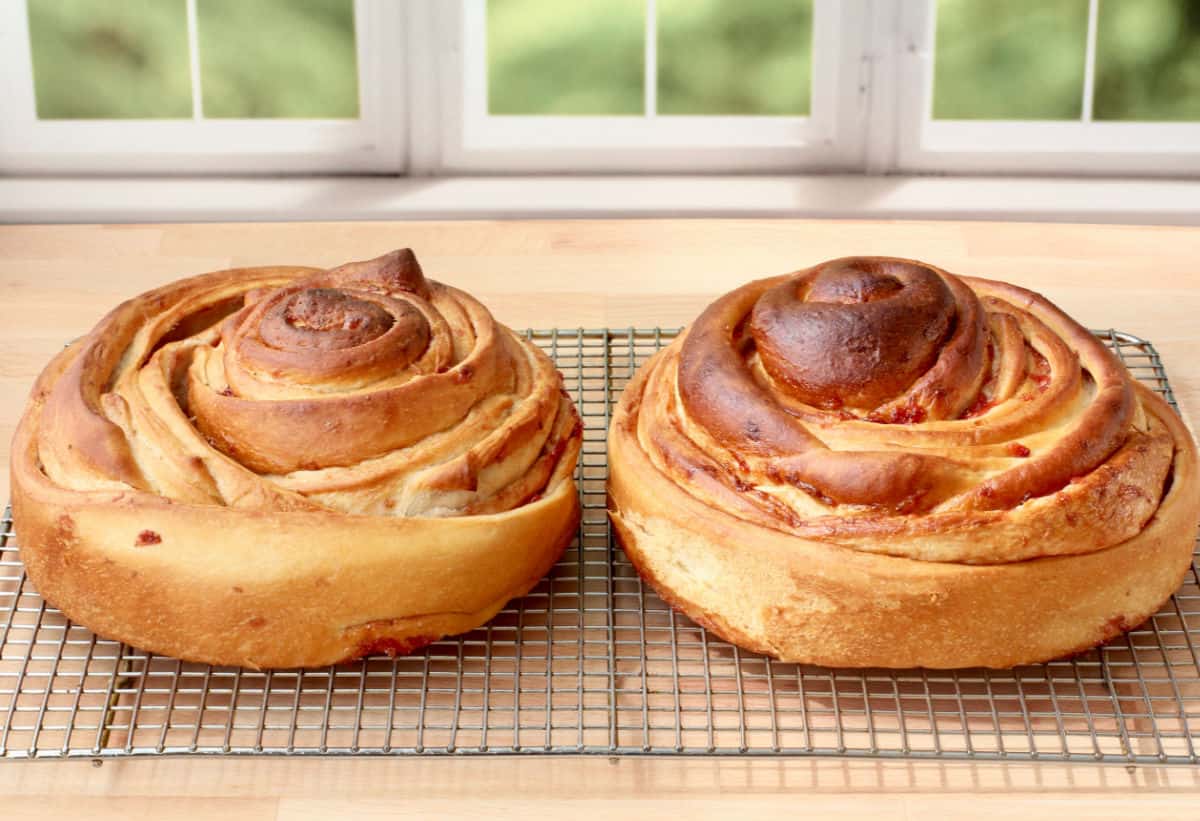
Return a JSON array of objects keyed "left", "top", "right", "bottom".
[{"left": 2, "top": 219, "right": 1199, "bottom": 817}]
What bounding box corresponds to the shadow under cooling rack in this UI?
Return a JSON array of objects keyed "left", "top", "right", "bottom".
[{"left": 1, "top": 328, "right": 1199, "bottom": 762}]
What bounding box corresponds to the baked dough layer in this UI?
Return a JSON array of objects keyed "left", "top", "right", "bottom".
[
  {"left": 12, "top": 250, "right": 581, "bottom": 668},
  {"left": 608, "top": 257, "right": 1199, "bottom": 668}
]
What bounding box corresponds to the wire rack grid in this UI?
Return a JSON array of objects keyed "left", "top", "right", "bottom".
[{"left": 1, "top": 327, "right": 1198, "bottom": 762}]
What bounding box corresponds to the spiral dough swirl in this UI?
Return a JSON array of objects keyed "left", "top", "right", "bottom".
[
  {"left": 36, "top": 248, "right": 581, "bottom": 518},
  {"left": 620, "top": 256, "right": 1180, "bottom": 564}
]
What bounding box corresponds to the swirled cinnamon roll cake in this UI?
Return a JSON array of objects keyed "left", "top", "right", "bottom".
[
  {"left": 609, "top": 256, "right": 1199, "bottom": 668},
  {"left": 12, "top": 249, "right": 582, "bottom": 668}
]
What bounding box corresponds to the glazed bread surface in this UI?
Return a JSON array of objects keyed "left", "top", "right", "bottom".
[
  {"left": 609, "top": 256, "right": 1200, "bottom": 668},
  {"left": 12, "top": 249, "right": 582, "bottom": 668}
]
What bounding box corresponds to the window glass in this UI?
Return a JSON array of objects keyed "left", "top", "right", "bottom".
[
  {"left": 657, "top": 0, "right": 812, "bottom": 116},
  {"left": 1095, "top": 0, "right": 1200, "bottom": 121},
  {"left": 933, "top": 0, "right": 1088, "bottom": 120},
  {"left": 28, "top": 0, "right": 192, "bottom": 119},
  {"left": 487, "top": 0, "right": 644, "bottom": 115},
  {"left": 197, "top": 0, "right": 359, "bottom": 118}
]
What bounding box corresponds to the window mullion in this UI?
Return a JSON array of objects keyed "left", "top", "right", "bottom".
[
  {"left": 892, "top": 0, "right": 937, "bottom": 175},
  {"left": 1081, "top": 0, "right": 1100, "bottom": 123},
  {"left": 812, "top": 0, "right": 865, "bottom": 169},
  {"left": 861, "top": 0, "right": 902, "bottom": 174},
  {"left": 354, "top": 0, "right": 409, "bottom": 173},
  {"left": 644, "top": 0, "right": 657, "bottom": 118},
  {"left": 404, "top": 0, "right": 444, "bottom": 175},
  {"left": 0, "top": 2, "right": 39, "bottom": 132},
  {"left": 185, "top": 0, "right": 204, "bottom": 120}
]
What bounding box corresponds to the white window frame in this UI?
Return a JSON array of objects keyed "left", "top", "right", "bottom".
[
  {"left": 410, "top": 0, "right": 871, "bottom": 173},
  {"left": 889, "top": 0, "right": 1200, "bottom": 177},
  {"left": 0, "top": 0, "right": 1197, "bottom": 180},
  {"left": 0, "top": 0, "right": 406, "bottom": 174}
]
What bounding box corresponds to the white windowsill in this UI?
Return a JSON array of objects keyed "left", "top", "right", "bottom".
[{"left": 0, "top": 174, "right": 1198, "bottom": 225}]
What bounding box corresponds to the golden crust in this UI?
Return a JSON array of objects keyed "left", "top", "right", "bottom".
[
  {"left": 608, "top": 257, "right": 1200, "bottom": 668},
  {"left": 11, "top": 250, "right": 582, "bottom": 669}
]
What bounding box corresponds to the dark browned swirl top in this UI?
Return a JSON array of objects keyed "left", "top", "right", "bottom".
[
  {"left": 35, "top": 249, "right": 581, "bottom": 519},
  {"left": 622, "top": 256, "right": 1174, "bottom": 564},
  {"left": 749, "top": 258, "right": 976, "bottom": 410}
]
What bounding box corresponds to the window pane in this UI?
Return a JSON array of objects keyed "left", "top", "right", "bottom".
[
  {"left": 933, "top": 0, "right": 1088, "bottom": 120},
  {"left": 27, "top": 0, "right": 192, "bottom": 119},
  {"left": 488, "top": 0, "right": 643, "bottom": 115},
  {"left": 1095, "top": 0, "right": 1200, "bottom": 121},
  {"left": 197, "top": 0, "right": 358, "bottom": 118},
  {"left": 657, "top": 0, "right": 812, "bottom": 116}
]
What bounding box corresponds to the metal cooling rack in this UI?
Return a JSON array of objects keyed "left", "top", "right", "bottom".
[{"left": 1, "top": 327, "right": 1198, "bottom": 762}]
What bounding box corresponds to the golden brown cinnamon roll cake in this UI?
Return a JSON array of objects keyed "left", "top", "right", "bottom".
[
  {"left": 609, "top": 256, "right": 1199, "bottom": 668},
  {"left": 12, "top": 249, "right": 582, "bottom": 668}
]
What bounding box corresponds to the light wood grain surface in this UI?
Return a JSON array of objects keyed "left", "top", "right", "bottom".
[{"left": 1, "top": 219, "right": 1199, "bottom": 817}]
